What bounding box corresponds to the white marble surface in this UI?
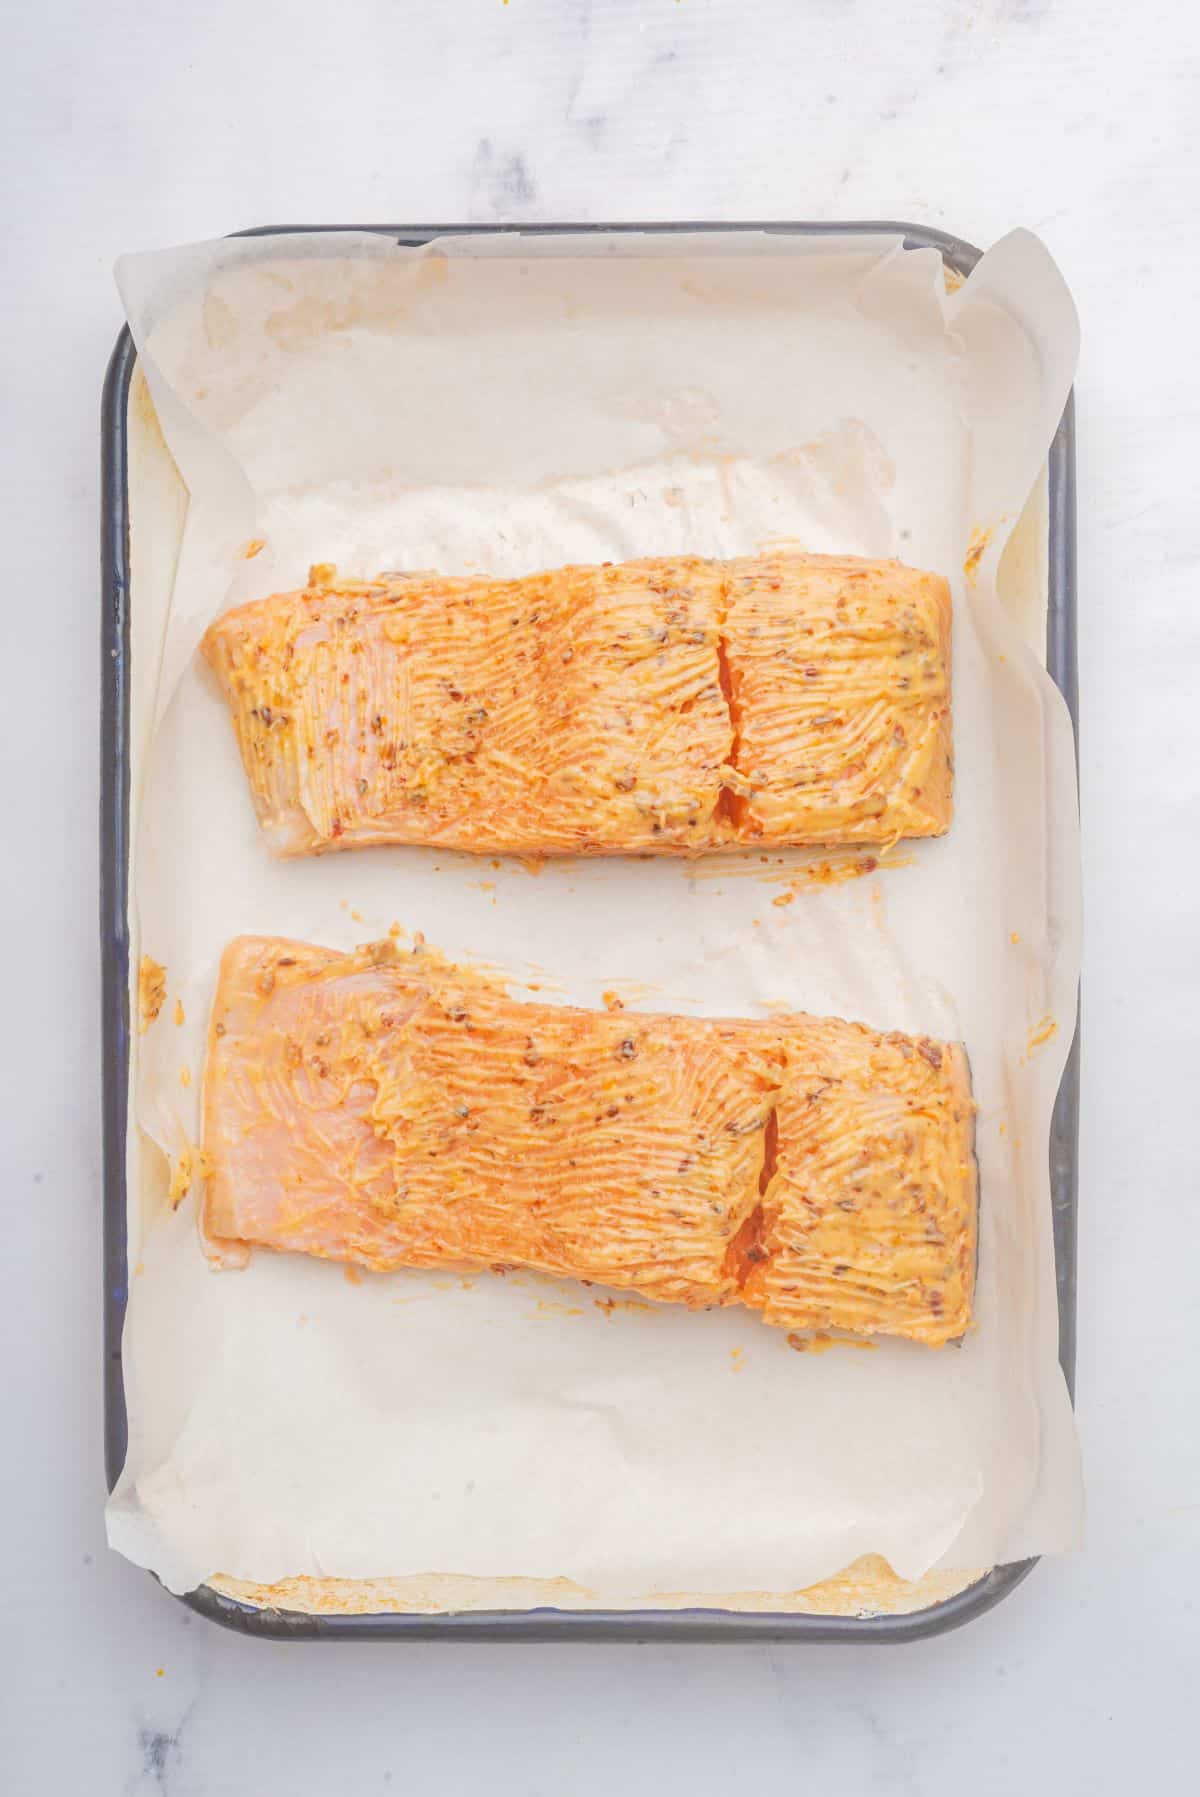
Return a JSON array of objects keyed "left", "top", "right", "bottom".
[{"left": 3, "top": 1, "right": 1197, "bottom": 1789}]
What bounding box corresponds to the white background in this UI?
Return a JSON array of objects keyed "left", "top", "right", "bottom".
[{"left": 2, "top": 1, "right": 1195, "bottom": 1790}]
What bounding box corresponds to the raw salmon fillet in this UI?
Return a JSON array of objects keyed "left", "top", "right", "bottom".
[
  {"left": 738, "top": 1018, "right": 977, "bottom": 1346},
  {"left": 202, "top": 554, "right": 952, "bottom": 858},
  {"left": 202, "top": 559, "right": 731, "bottom": 857},
  {"left": 203, "top": 936, "right": 976, "bottom": 1345},
  {"left": 720, "top": 555, "right": 953, "bottom": 844}
]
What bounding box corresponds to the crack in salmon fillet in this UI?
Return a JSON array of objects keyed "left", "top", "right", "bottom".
[
  {"left": 201, "top": 554, "right": 952, "bottom": 858},
  {"left": 202, "top": 937, "right": 976, "bottom": 1345}
]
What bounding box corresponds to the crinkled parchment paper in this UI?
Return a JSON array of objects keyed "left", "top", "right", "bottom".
[{"left": 106, "top": 229, "right": 1081, "bottom": 1602}]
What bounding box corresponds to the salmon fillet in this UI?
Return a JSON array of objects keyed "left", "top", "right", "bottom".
[
  {"left": 720, "top": 555, "right": 953, "bottom": 844},
  {"left": 203, "top": 936, "right": 976, "bottom": 1345},
  {"left": 202, "top": 554, "right": 952, "bottom": 858},
  {"left": 739, "top": 1018, "right": 977, "bottom": 1345},
  {"left": 202, "top": 559, "right": 730, "bottom": 857}
]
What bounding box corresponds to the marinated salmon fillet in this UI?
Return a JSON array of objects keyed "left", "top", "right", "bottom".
[
  {"left": 738, "top": 1018, "right": 977, "bottom": 1345},
  {"left": 720, "top": 555, "right": 953, "bottom": 844},
  {"left": 202, "top": 554, "right": 952, "bottom": 858},
  {"left": 203, "top": 936, "right": 976, "bottom": 1345},
  {"left": 202, "top": 559, "right": 731, "bottom": 857}
]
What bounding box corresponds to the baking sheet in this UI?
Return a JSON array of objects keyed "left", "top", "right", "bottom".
[{"left": 106, "top": 229, "right": 1082, "bottom": 1600}]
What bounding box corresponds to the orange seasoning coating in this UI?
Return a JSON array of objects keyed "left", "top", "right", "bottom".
[
  {"left": 202, "top": 559, "right": 730, "bottom": 857},
  {"left": 203, "top": 935, "right": 778, "bottom": 1305},
  {"left": 202, "top": 553, "right": 953, "bottom": 859},
  {"left": 740, "top": 1019, "right": 976, "bottom": 1345},
  {"left": 720, "top": 555, "right": 953, "bottom": 845},
  {"left": 203, "top": 936, "right": 976, "bottom": 1346},
  {"left": 138, "top": 955, "right": 167, "bottom": 1032}
]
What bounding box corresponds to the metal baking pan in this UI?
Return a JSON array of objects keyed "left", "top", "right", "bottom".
[{"left": 101, "top": 219, "right": 1079, "bottom": 1641}]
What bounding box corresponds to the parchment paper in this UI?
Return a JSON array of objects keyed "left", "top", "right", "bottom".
[{"left": 107, "top": 230, "right": 1082, "bottom": 1600}]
